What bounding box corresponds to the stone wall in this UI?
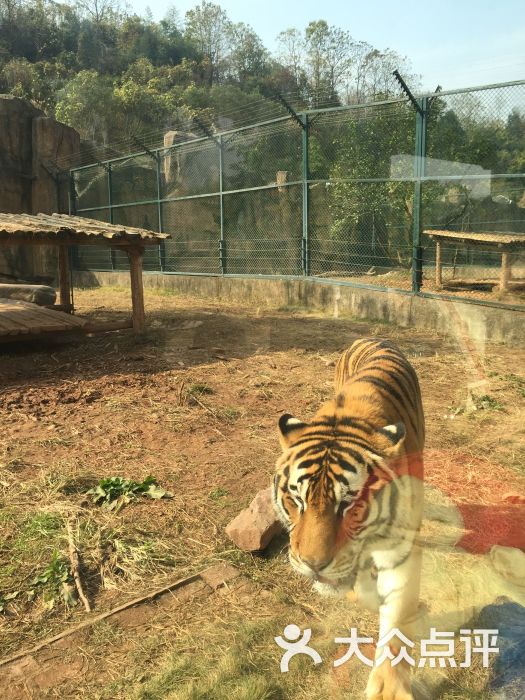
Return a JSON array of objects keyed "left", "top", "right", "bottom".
[{"left": 0, "top": 95, "right": 80, "bottom": 281}]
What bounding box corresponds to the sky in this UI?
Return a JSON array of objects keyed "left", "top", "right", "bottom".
[{"left": 128, "top": 0, "right": 525, "bottom": 92}]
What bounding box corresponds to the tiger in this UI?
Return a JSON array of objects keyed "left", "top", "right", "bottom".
[{"left": 273, "top": 337, "right": 425, "bottom": 700}]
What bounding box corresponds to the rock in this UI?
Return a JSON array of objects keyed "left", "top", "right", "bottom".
[
  {"left": 0, "top": 95, "right": 79, "bottom": 281},
  {"left": 0, "top": 284, "right": 56, "bottom": 306},
  {"left": 226, "top": 486, "right": 284, "bottom": 552}
]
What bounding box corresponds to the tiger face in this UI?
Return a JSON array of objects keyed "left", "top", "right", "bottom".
[{"left": 273, "top": 411, "right": 406, "bottom": 589}]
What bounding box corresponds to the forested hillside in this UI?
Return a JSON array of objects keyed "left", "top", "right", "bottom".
[{"left": 0, "top": 0, "right": 417, "bottom": 149}]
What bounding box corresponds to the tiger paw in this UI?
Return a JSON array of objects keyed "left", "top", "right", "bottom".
[{"left": 365, "top": 661, "right": 413, "bottom": 700}]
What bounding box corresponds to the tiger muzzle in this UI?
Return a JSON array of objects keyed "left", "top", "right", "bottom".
[{"left": 290, "top": 507, "right": 338, "bottom": 577}]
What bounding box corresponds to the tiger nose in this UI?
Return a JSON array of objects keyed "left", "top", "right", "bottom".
[{"left": 301, "top": 556, "right": 332, "bottom": 572}]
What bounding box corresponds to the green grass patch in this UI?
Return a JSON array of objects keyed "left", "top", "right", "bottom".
[
  {"left": 471, "top": 393, "right": 505, "bottom": 411},
  {"left": 217, "top": 406, "right": 241, "bottom": 422},
  {"left": 503, "top": 373, "right": 525, "bottom": 398},
  {"left": 187, "top": 383, "right": 214, "bottom": 397},
  {"left": 208, "top": 487, "right": 229, "bottom": 501},
  {"left": 133, "top": 618, "right": 339, "bottom": 700}
]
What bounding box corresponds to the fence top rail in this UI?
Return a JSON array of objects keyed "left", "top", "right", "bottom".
[
  {"left": 416, "top": 77, "right": 525, "bottom": 99},
  {"left": 71, "top": 115, "right": 294, "bottom": 173},
  {"left": 70, "top": 78, "right": 525, "bottom": 174}
]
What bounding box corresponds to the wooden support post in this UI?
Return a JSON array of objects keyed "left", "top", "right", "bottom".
[
  {"left": 500, "top": 251, "right": 510, "bottom": 292},
  {"left": 58, "top": 245, "right": 72, "bottom": 310},
  {"left": 435, "top": 240, "right": 442, "bottom": 288},
  {"left": 127, "top": 246, "right": 146, "bottom": 333}
]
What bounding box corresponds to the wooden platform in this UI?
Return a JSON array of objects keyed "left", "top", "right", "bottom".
[
  {"left": 0, "top": 299, "right": 87, "bottom": 340},
  {"left": 424, "top": 229, "right": 525, "bottom": 291}
]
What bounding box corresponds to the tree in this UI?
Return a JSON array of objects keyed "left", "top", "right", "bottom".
[
  {"left": 275, "top": 28, "right": 305, "bottom": 91},
  {"left": 0, "top": 56, "right": 63, "bottom": 111},
  {"left": 184, "top": 1, "right": 231, "bottom": 86},
  {"left": 355, "top": 48, "right": 418, "bottom": 101},
  {"left": 228, "top": 22, "right": 269, "bottom": 84},
  {"left": 304, "top": 20, "right": 351, "bottom": 105},
  {"left": 74, "top": 0, "right": 122, "bottom": 26},
  {"left": 55, "top": 69, "right": 115, "bottom": 142}
]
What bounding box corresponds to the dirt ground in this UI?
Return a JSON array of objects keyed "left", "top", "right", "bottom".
[{"left": 0, "top": 287, "right": 524, "bottom": 699}]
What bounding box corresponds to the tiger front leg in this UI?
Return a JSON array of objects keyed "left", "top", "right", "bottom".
[{"left": 365, "top": 545, "right": 422, "bottom": 700}]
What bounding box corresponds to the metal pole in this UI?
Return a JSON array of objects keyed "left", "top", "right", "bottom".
[
  {"left": 302, "top": 113, "right": 309, "bottom": 275},
  {"left": 107, "top": 163, "right": 116, "bottom": 271},
  {"left": 411, "top": 96, "right": 427, "bottom": 293},
  {"left": 68, "top": 172, "right": 80, "bottom": 273},
  {"left": 219, "top": 134, "right": 225, "bottom": 274},
  {"left": 155, "top": 151, "right": 165, "bottom": 272},
  {"left": 69, "top": 171, "right": 76, "bottom": 215}
]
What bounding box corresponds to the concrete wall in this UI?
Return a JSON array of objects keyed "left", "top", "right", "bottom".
[{"left": 74, "top": 271, "right": 525, "bottom": 347}]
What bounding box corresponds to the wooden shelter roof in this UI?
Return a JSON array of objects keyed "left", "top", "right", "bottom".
[
  {"left": 0, "top": 213, "right": 169, "bottom": 246},
  {"left": 424, "top": 229, "right": 525, "bottom": 248}
]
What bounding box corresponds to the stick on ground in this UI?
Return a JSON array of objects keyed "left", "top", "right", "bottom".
[{"left": 66, "top": 519, "right": 92, "bottom": 613}]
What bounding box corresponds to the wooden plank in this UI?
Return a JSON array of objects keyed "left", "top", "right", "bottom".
[
  {"left": 7, "top": 301, "right": 87, "bottom": 327},
  {"left": 84, "top": 319, "right": 133, "bottom": 333},
  {"left": 0, "top": 306, "right": 39, "bottom": 334},
  {"left": 127, "top": 247, "right": 146, "bottom": 333},
  {"left": 1, "top": 301, "right": 75, "bottom": 327},
  {"left": 0, "top": 310, "right": 67, "bottom": 334},
  {"left": 423, "top": 229, "right": 525, "bottom": 247},
  {"left": 0, "top": 300, "right": 87, "bottom": 337}
]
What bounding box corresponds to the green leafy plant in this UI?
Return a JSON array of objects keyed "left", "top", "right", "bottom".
[
  {"left": 30, "top": 551, "right": 76, "bottom": 608},
  {"left": 87, "top": 476, "right": 172, "bottom": 512},
  {"left": 472, "top": 394, "right": 505, "bottom": 411}
]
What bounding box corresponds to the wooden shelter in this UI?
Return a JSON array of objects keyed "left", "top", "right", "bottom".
[
  {"left": 0, "top": 213, "right": 169, "bottom": 340},
  {"left": 424, "top": 229, "right": 525, "bottom": 292}
]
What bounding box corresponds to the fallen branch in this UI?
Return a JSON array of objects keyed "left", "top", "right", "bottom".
[
  {"left": 66, "top": 519, "right": 92, "bottom": 613},
  {"left": 0, "top": 572, "right": 201, "bottom": 668}
]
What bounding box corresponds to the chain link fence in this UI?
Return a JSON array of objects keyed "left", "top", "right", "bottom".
[{"left": 70, "top": 79, "right": 525, "bottom": 308}]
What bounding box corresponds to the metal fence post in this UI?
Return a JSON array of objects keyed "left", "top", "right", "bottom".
[
  {"left": 302, "top": 113, "right": 309, "bottom": 275},
  {"left": 412, "top": 97, "right": 427, "bottom": 293},
  {"left": 69, "top": 171, "right": 77, "bottom": 215},
  {"left": 219, "top": 133, "right": 226, "bottom": 274},
  {"left": 69, "top": 171, "right": 80, "bottom": 271},
  {"left": 155, "top": 149, "right": 166, "bottom": 272},
  {"left": 107, "top": 162, "right": 116, "bottom": 270}
]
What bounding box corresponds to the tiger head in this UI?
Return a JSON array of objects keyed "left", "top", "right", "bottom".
[{"left": 273, "top": 411, "right": 406, "bottom": 587}]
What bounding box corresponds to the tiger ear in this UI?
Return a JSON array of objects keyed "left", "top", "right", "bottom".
[
  {"left": 378, "top": 422, "right": 406, "bottom": 456},
  {"left": 278, "top": 413, "right": 307, "bottom": 448}
]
